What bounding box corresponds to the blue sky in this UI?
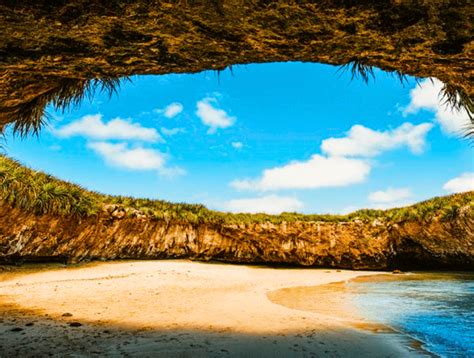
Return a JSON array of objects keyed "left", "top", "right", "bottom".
[{"left": 4, "top": 62, "right": 473, "bottom": 214}]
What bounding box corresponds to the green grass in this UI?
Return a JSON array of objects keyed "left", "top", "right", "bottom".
[{"left": 0, "top": 154, "right": 472, "bottom": 225}]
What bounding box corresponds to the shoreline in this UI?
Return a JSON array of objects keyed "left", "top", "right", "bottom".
[
  {"left": 267, "top": 275, "right": 437, "bottom": 357},
  {"left": 0, "top": 260, "right": 427, "bottom": 356}
]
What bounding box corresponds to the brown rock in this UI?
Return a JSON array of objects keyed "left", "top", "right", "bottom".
[
  {"left": 0, "top": 2, "right": 472, "bottom": 133},
  {"left": 111, "top": 208, "right": 126, "bottom": 219},
  {"left": 0, "top": 198, "right": 472, "bottom": 270}
]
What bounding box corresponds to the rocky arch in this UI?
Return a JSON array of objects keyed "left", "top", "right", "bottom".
[{"left": 0, "top": 0, "right": 472, "bottom": 135}]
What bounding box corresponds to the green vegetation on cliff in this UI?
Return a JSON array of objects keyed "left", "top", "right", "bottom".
[{"left": 0, "top": 154, "right": 472, "bottom": 224}]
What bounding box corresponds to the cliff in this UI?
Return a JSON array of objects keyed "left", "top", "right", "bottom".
[
  {"left": 0, "top": 156, "right": 473, "bottom": 270},
  {"left": 1, "top": 198, "right": 473, "bottom": 270}
]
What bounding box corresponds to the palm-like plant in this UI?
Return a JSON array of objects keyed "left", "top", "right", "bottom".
[
  {"left": 440, "top": 83, "right": 474, "bottom": 140},
  {"left": 12, "top": 76, "right": 126, "bottom": 137},
  {"left": 337, "top": 60, "right": 375, "bottom": 83}
]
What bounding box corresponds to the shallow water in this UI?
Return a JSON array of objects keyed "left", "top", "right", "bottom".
[{"left": 350, "top": 272, "right": 474, "bottom": 357}]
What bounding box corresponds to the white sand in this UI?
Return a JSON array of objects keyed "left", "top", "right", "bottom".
[{"left": 0, "top": 260, "right": 424, "bottom": 357}]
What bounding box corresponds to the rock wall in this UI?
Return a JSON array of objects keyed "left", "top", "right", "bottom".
[{"left": 1, "top": 203, "right": 473, "bottom": 270}]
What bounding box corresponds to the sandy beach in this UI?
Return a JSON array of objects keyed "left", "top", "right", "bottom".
[{"left": 0, "top": 260, "right": 424, "bottom": 357}]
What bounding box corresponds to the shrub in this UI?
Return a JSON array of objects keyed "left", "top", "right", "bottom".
[{"left": 0, "top": 154, "right": 472, "bottom": 224}]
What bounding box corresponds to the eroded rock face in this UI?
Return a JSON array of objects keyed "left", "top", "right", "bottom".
[
  {"left": 0, "top": 0, "right": 473, "bottom": 129},
  {"left": 1, "top": 203, "right": 472, "bottom": 270}
]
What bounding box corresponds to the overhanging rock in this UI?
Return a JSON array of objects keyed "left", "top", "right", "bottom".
[{"left": 0, "top": 0, "right": 473, "bottom": 133}]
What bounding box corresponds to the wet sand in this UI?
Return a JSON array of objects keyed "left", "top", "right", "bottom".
[{"left": 0, "top": 260, "right": 425, "bottom": 357}]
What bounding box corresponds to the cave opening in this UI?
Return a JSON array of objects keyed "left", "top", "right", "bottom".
[{"left": 2, "top": 62, "right": 472, "bottom": 216}]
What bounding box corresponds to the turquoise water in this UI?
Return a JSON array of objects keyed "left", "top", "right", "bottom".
[{"left": 351, "top": 273, "right": 474, "bottom": 357}]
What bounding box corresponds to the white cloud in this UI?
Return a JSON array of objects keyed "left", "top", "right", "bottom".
[
  {"left": 49, "top": 145, "right": 62, "bottom": 151},
  {"left": 404, "top": 79, "right": 441, "bottom": 114},
  {"left": 158, "top": 166, "right": 187, "bottom": 179},
  {"left": 231, "top": 155, "right": 370, "bottom": 191},
  {"left": 230, "top": 120, "right": 434, "bottom": 193},
  {"left": 196, "top": 97, "right": 235, "bottom": 134},
  {"left": 404, "top": 78, "right": 470, "bottom": 135},
  {"left": 443, "top": 173, "right": 474, "bottom": 193},
  {"left": 224, "top": 195, "right": 303, "bottom": 214},
  {"left": 56, "top": 114, "right": 161, "bottom": 142},
  {"left": 340, "top": 189, "right": 414, "bottom": 214},
  {"left": 231, "top": 141, "right": 243, "bottom": 149},
  {"left": 162, "top": 102, "right": 184, "bottom": 118},
  {"left": 321, "top": 122, "right": 433, "bottom": 157},
  {"left": 365, "top": 187, "right": 414, "bottom": 210},
  {"left": 88, "top": 142, "right": 166, "bottom": 171},
  {"left": 435, "top": 107, "right": 471, "bottom": 135},
  {"left": 161, "top": 127, "right": 185, "bottom": 136},
  {"left": 368, "top": 187, "right": 412, "bottom": 203}
]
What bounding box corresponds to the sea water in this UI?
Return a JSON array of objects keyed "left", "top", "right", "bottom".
[{"left": 350, "top": 272, "right": 474, "bottom": 357}]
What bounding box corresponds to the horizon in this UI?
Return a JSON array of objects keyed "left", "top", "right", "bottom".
[{"left": 3, "top": 62, "right": 473, "bottom": 215}]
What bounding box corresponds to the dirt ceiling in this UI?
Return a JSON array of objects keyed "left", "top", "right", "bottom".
[{"left": 0, "top": 0, "right": 473, "bottom": 134}]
